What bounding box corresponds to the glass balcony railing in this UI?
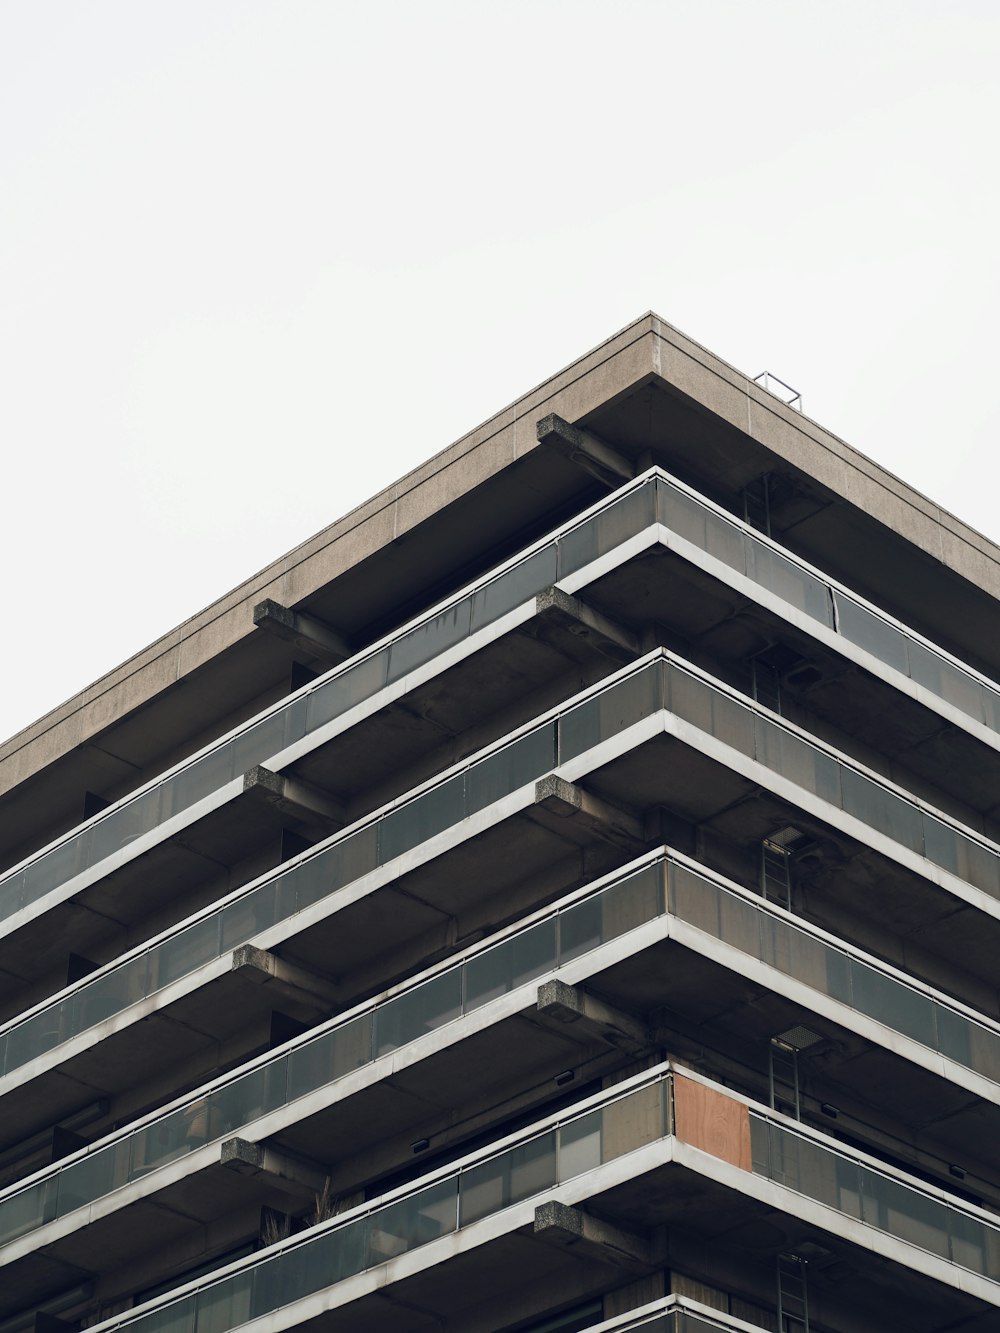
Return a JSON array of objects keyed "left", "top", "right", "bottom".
[
  {"left": 667, "top": 856, "right": 1000, "bottom": 1081},
  {"left": 0, "top": 477, "right": 658, "bottom": 927},
  {"left": 74, "top": 1065, "right": 1000, "bottom": 1333},
  {"left": 0, "top": 653, "right": 659, "bottom": 1083},
  {"left": 7, "top": 462, "right": 1000, "bottom": 939},
  {"left": 0, "top": 857, "right": 661, "bottom": 1250},
  {"left": 6, "top": 844, "right": 1000, "bottom": 1257},
  {"left": 7, "top": 650, "right": 1000, "bottom": 1090},
  {"left": 653, "top": 475, "right": 1000, "bottom": 732},
  {"left": 749, "top": 1105, "right": 1000, "bottom": 1283},
  {"left": 85, "top": 1072, "right": 674, "bottom": 1333}
]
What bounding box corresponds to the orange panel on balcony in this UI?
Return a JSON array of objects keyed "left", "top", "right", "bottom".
[{"left": 673, "top": 1074, "right": 752, "bottom": 1172}]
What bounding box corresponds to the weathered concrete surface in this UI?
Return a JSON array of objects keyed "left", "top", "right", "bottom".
[
  {"left": 5, "top": 310, "right": 1000, "bottom": 804},
  {"left": 0, "top": 315, "right": 657, "bottom": 799}
]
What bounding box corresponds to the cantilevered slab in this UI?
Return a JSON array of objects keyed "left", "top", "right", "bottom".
[{"left": 6, "top": 312, "right": 1000, "bottom": 873}]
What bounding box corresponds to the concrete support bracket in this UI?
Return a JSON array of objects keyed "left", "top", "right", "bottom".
[
  {"left": 532, "top": 775, "right": 644, "bottom": 851},
  {"left": 533, "top": 1200, "right": 651, "bottom": 1268},
  {"left": 231, "top": 943, "right": 339, "bottom": 1008},
  {"left": 243, "top": 765, "right": 344, "bottom": 831},
  {"left": 536, "top": 978, "right": 652, "bottom": 1056},
  {"left": 536, "top": 414, "right": 634, "bottom": 489},
  {"left": 220, "top": 1136, "right": 265, "bottom": 1174},
  {"left": 535, "top": 586, "right": 640, "bottom": 664},
  {"left": 253, "top": 599, "right": 353, "bottom": 664},
  {"left": 220, "top": 1137, "right": 329, "bottom": 1199}
]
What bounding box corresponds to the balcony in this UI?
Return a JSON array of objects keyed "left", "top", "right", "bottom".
[
  {"left": 69, "top": 1065, "right": 1000, "bottom": 1333},
  {"left": 7, "top": 651, "right": 1000, "bottom": 1159},
  {"left": 9, "top": 847, "right": 1000, "bottom": 1317},
  {"left": 7, "top": 468, "right": 1000, "bottom": 958}
]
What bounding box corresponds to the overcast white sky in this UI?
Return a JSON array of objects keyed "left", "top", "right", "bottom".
[{"left": 2, "top": 1, "right": 999, "bottom": 745}]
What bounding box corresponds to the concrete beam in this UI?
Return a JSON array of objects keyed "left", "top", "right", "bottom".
[
  {"left": 536, "top": 414, "right": 634, "bottom": 489},
  {"left": 533, "top": 1200, "right": 651, "bottom": 1268},
  {"left": 253, "top": 599, "right": 353, "bottom": 664},
  {"left": 242, "top": 765, "right": 344, "bottom": 831},
  {"left": 231, "top": 943, "right": 339, "bottom": 1009},
  {"left": 536, "top": 978, "right": 653, "bottom": 1057},
  {"left": 531, "top": 775, "right": 645, "bottom": 851},
  {"left": 220, "top": 1137, "right": 330, "bottom": 1200},
  {"left": 535, "top": 586, "right": 640, "bottom": 664}
]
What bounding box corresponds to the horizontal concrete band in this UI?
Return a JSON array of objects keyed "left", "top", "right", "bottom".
[
  {"left": 0, "top": 465, "right": 663, "bottom": 933},
  {"left": 0, "top": 316, "right": 666, "bottom": 791},
  {"left": 8, "top": 312, "right": 1000, "bottom": 798},
  {"left": 79, "top": 1063, "right": 1000, "bottom": 1333},
  {"left": 8, "top": 459, "right": 1000, "bottom": 946},
  {"left": 6, "top": 845, "right": 1000, "bottom": 1266},
  {"left": 7, "top": 649, "right": 1000, "bottom": 1102}
]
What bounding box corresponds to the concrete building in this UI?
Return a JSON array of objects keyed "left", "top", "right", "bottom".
[{"left": 4, "top": 313, "right": 1000, "bottom": 1333}]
